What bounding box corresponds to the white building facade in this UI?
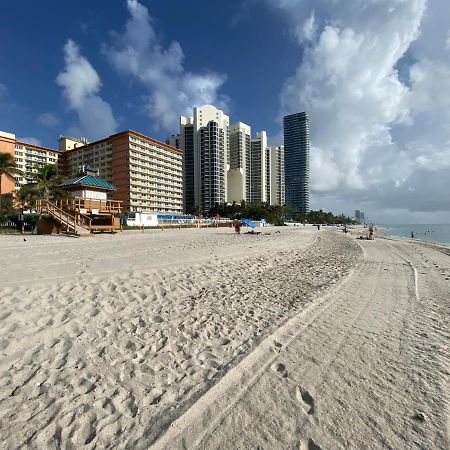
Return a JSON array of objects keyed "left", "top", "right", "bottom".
[
  {"left": 180, "top": 105, "right": 230, "bottom": 212},
  {"left": 247, "top": 131, "right": 268, "bottom": 203},
  {"left": 266, "top": 145, "right": 285, "bottom": 206},
  {"left": 228, "top": 121, "right": 251, "bottom": 203}
]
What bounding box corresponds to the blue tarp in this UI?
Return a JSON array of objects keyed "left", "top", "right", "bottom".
[{"left": 241, "top": 218, "right": 256, "bottom": 228}]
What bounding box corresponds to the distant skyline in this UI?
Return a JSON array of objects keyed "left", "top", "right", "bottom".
[{"left": 1, "top": 0, "right": 449, "bottom": 223}]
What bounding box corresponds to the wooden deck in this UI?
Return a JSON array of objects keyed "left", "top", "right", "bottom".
[
  {"left": 53, "top": 198, "right": 122, "bottom": 215},
  {"left": 36, "top": 198, "right": 123, "bottom": 234}
]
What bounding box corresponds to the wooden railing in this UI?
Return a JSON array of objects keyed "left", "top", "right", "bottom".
[
  {"left": 35, "top": 199, "right": 92, "bottom": 234},
  {"left": 52, "top": 197, "right": 122, "bottom": 214}
]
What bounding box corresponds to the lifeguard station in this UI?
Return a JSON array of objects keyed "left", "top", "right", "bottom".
[{"left": 36, "top": 164, "right": 122, "bottom": 235}]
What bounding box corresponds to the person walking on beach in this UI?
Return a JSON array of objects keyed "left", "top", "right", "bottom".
[
  {"left": 411, "top": 231, "right": 415, "bottom": 239},
  {"left": 317, "top": 224, "right": 320, "bottom": 231}
]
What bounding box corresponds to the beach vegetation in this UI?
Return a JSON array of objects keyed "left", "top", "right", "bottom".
[
  {"left": 0, "top": 213, "right": 41, "bottom": 233},
  {"left": 209, "top": 201, "right": 286, "bottom": 225},
  {"left": 293, "top": 209, "right": 356, "bottom": 225},
  {"left": 208, "top": 202, "right": 355, "bottom": 225},
  {"left": 0, "top": 193, "right": 14, "bottom": 216},
  {"left": 27, "top": 164, "right": 67, "bottom": 202},
  {"left": 16, "top": 183, "right": 37, "bottom": 210},
  {"left": 0, "top": 152, "right": 22, "bottom": 217}
]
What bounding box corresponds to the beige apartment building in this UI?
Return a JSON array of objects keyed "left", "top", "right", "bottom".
[
  {"left": 0, "top": 131, "right": 63, "bottom": 189},
  {"left": 14, "top": 142, "right": 63, "bottom": 187},
  {"left": 0, "top": 129, "right": 183, "bottom": 214}
]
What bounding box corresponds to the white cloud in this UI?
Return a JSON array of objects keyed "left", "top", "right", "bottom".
[
  {"left": 56, "top": 40, "right": 117, "bottom": 140},
  {"left": 103, "top": 0, "right": 228, "bottom": 131},
  {"left": 38, "top": 112, "right": 59, "bottom": 127},
  {"left": 295, "top": 11, "right": 317, "bottom": 43},
  {"left": 18, "top": 137, "right": 42, "bottom": 146},
  {"left": 265, "top": 0, "right": 450, "bottom": 221},
  {"left": 410, "top": 59, "right": 450, "bottom": 111}
]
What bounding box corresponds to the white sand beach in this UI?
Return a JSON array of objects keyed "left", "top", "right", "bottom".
[{"left": 0, "top": 227, "right": 448, "bottom": 449}]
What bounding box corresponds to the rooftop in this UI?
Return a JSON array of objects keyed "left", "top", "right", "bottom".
[{"left": 59, "top": 174, "right": 116, "bottom": 191}]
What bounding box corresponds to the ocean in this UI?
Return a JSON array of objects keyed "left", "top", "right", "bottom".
[{"left": 378, "top": 224, "right": 450, "bottom": 246}]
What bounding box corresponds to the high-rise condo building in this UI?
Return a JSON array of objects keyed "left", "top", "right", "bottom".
[
  {"left": 180, "top": 117, "right": 195, "bottom": 213},
  {"left": 228, "top": 122, "right": 251, "bottom": 203},
  {"left": 265, "top": 145, "right": 285, "bottom": 206},
  {"left": 247, "top": 131, "right": 268, "bottom": 203},
  {"left": 1, "top": 129, "right": 183, "bottom": 214},
  {"left": 283, "top": 112, "right": 310, "bottom": 213},
  {"left": 61, "top": 130, "right": 182, "bottom": 213},
  {"left": 180, "top": 105, "right": 230, "bottom": 213}
]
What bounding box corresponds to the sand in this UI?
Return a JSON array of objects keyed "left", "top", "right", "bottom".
[{"left": 0, "top": 226, "right": 448, "bottom": 449}]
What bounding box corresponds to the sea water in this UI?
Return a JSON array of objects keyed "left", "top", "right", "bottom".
[{"left": 379, "top": 224, "right": 450, "bottom": 246}]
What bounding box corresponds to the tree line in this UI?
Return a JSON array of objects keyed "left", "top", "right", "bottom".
[{"left": 206, "top": 201, "right": 356, "bottom": 225}]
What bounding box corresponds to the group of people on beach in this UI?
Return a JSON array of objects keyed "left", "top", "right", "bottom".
[
  {"left": 233, "top": 220, "right": 274, "bottom": 236},
  {"left": 357, "top": 224, "right": 376, "bottom": 240}
]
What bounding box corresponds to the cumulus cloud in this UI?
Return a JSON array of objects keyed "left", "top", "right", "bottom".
[
  {"left": 103, "top": 0, "right": 228, "bottom": 131},
  {"left": 38, "top": 112, "right": 59, "bottom": 127},
  {"left": 295, "top": 11, "right": 317, "bottom": 43},
  {"left": 56, "top": 40, "right": 117, "bottom": 140},
  {"left": 265, "top": 0, "right": 450, "bottom": 221}
]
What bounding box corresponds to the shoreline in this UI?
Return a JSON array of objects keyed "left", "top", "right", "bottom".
[
  {"left": 377, "top": 232, "right": 450, "bottom": 256},
  {"left": 378, "top": 225, "right": 450, "bottom": 247}
]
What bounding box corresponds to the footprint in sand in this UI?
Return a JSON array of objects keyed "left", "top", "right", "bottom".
[
  {"left": 307, "top": 438, "right": 323, "bottom": 450},
  {"left": 273, "top": 340, "right": 283, "bottom": 353},
  {"left": 296, "top": 385, "right": 315, "bottom": 415},
  {"left": 271, "top": 362, "right": 288, "bottom": 378},
  {"left": 299, "top": 437, "right": 323, "bottom": 450}
]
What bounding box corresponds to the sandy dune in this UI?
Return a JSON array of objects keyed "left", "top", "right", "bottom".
[{"left": 0, "top": 227, "right": 359, "bottom": 449}]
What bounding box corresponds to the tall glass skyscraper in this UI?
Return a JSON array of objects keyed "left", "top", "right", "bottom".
[{"left": 283, "top": 112, "right": 310, "bottom": 214}]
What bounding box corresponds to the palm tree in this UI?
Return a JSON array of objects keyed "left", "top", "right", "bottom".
[
  {"left": 0, "top": 152, "right": 21, "bottom": 217},
  {"left": 16, "top": 183, "right": 38, "bottom": 211},
  {"left": 28, "top": 164, "right": 66, "bottom": 202}
]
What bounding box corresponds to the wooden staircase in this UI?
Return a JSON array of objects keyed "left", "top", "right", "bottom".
[{"left": 36, "top": 199, "right": 92, "bottom": 235}]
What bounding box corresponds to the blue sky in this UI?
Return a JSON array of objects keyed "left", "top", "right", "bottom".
[
  {"left": 2, "top": 0, "right": 450, "bottom": 223},
  {"left": 0, "top": 1, "right": 297, "bottom": 146}
]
